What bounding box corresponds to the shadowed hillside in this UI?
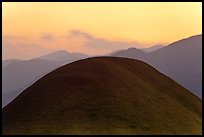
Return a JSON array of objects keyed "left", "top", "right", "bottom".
[{"left": 3, "top": 57, "right": 202, "bottom": 135}]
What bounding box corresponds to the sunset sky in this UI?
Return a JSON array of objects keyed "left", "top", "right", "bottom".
[{"left": 2, "top": 2, "right": 202, "bottom": 60}]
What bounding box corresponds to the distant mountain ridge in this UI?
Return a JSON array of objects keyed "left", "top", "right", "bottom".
[
  {"left": 2, "top": 50, "right": 89, "bottom": 107},
  {"left": 2, "top": 59, "right": 22, "bottom": 68},
  {"left": 37, "top": 50, "right": 88, "bottom": 62},
  {"left": 112, "top": 34, "right": 202, "bottom": 98},
  {"left": 141, "top": 44, "right": 164, "bottom": 53},
  {"left": 113, "top": 47, "right": 147, "bottom": 61}
]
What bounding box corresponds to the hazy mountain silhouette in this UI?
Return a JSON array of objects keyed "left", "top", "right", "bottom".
[
  {"left": 2, "top": 59, "right": 60, "bottom": 108},
  {"left": 3, "top": 57, "right": 201, "bottom": 135},
  {"left": 2, "top": 50, "right": 89, "bottom": 107},
  {"left": 37, "top": 50, "right": 88, "bottom": 63},
  {"left": 112, "top": 35, "right": 202, "bottom": 98},
  {"left": 141, "top": 44, "right": 164, "bottom": 53},
  {"left": 2, "top": 59, "right": 21, "bottom": 68},
  {"left": 106, "top": 49, "right": 123, "bottom": 56},
  {"left": 112, "top": 47, "right": 148, "bottom": 61}
]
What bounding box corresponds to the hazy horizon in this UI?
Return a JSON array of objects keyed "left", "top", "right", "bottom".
[{"left": 2, "top": 2, "right": 202, "bottom": 60}]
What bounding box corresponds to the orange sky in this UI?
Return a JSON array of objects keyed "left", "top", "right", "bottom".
[{"left": 2, "top": 2, "right": 202, "bottom": 60}]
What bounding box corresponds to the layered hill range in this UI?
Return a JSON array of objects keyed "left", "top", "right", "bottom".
[
  {"left": 2, "top": 51, "right": 88, "bottom": 107},
  {"left": 3, "top": 57, "right": 201, "bottom": 135},
  {"left": 112, "top": 35, "right": 202, "bottom": 99},
  {"left": 2, "top": 45, "right": 164, "bottom": 108},
  {"left": 2, "top": 34, "right": 202, "bottom": 109}
]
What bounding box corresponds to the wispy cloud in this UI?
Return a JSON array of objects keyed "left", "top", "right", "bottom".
[
  {"left": 40, "top": 33, "right": 55, "bottom": 41},
  {"left": 3, "top": 30, "right": 145, "bottom": 59},
  {"left": 67, "top": 30, "right": 142, "bottom": 50},
  {"left": 69, "top": 30, "right": 93, "bottom": 39},
  {"left": 2, "top": 35, "right": 54, "bottom": 60}
]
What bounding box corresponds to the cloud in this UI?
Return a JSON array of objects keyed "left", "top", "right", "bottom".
[
  {"left": 69, "top": 30, "right": 93, "bottom": 39},
  {"left": 84, "top": 38, "right": 131, "bottom": 50},
  {"left": 2, "top": 35, "right": 28, "bottom": 50},
  {"left": 3, "top": 35, "right": 28, "bottom": 42},
  {"left": 67, "top": 30, "right": 142, "bottom": 50},
  {"left": 40, "top": 33, "right": 54, "bottom": 41},
  {"left": 2, "top": 31, "right": 144, "bottom": 59},
  {"left": 2, "top": 35, "right": 52, "bottom": 60}
]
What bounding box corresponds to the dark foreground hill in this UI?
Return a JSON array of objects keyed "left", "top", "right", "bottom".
[{"left": 2, "top": 57, "right": 202, "bottom": 135}]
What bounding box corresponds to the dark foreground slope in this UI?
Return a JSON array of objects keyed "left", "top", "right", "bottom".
[{"left": 2, "top": 57, "right": 202, "bottom": 135}]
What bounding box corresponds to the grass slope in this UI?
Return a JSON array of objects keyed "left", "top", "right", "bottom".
[{"left": 2, "top": 57, "right": 202, "bottom": 135}]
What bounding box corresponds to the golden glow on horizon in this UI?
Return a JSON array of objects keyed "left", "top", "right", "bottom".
[{"left": 2, "top": 2, "right": 202, "bottom": 59}]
